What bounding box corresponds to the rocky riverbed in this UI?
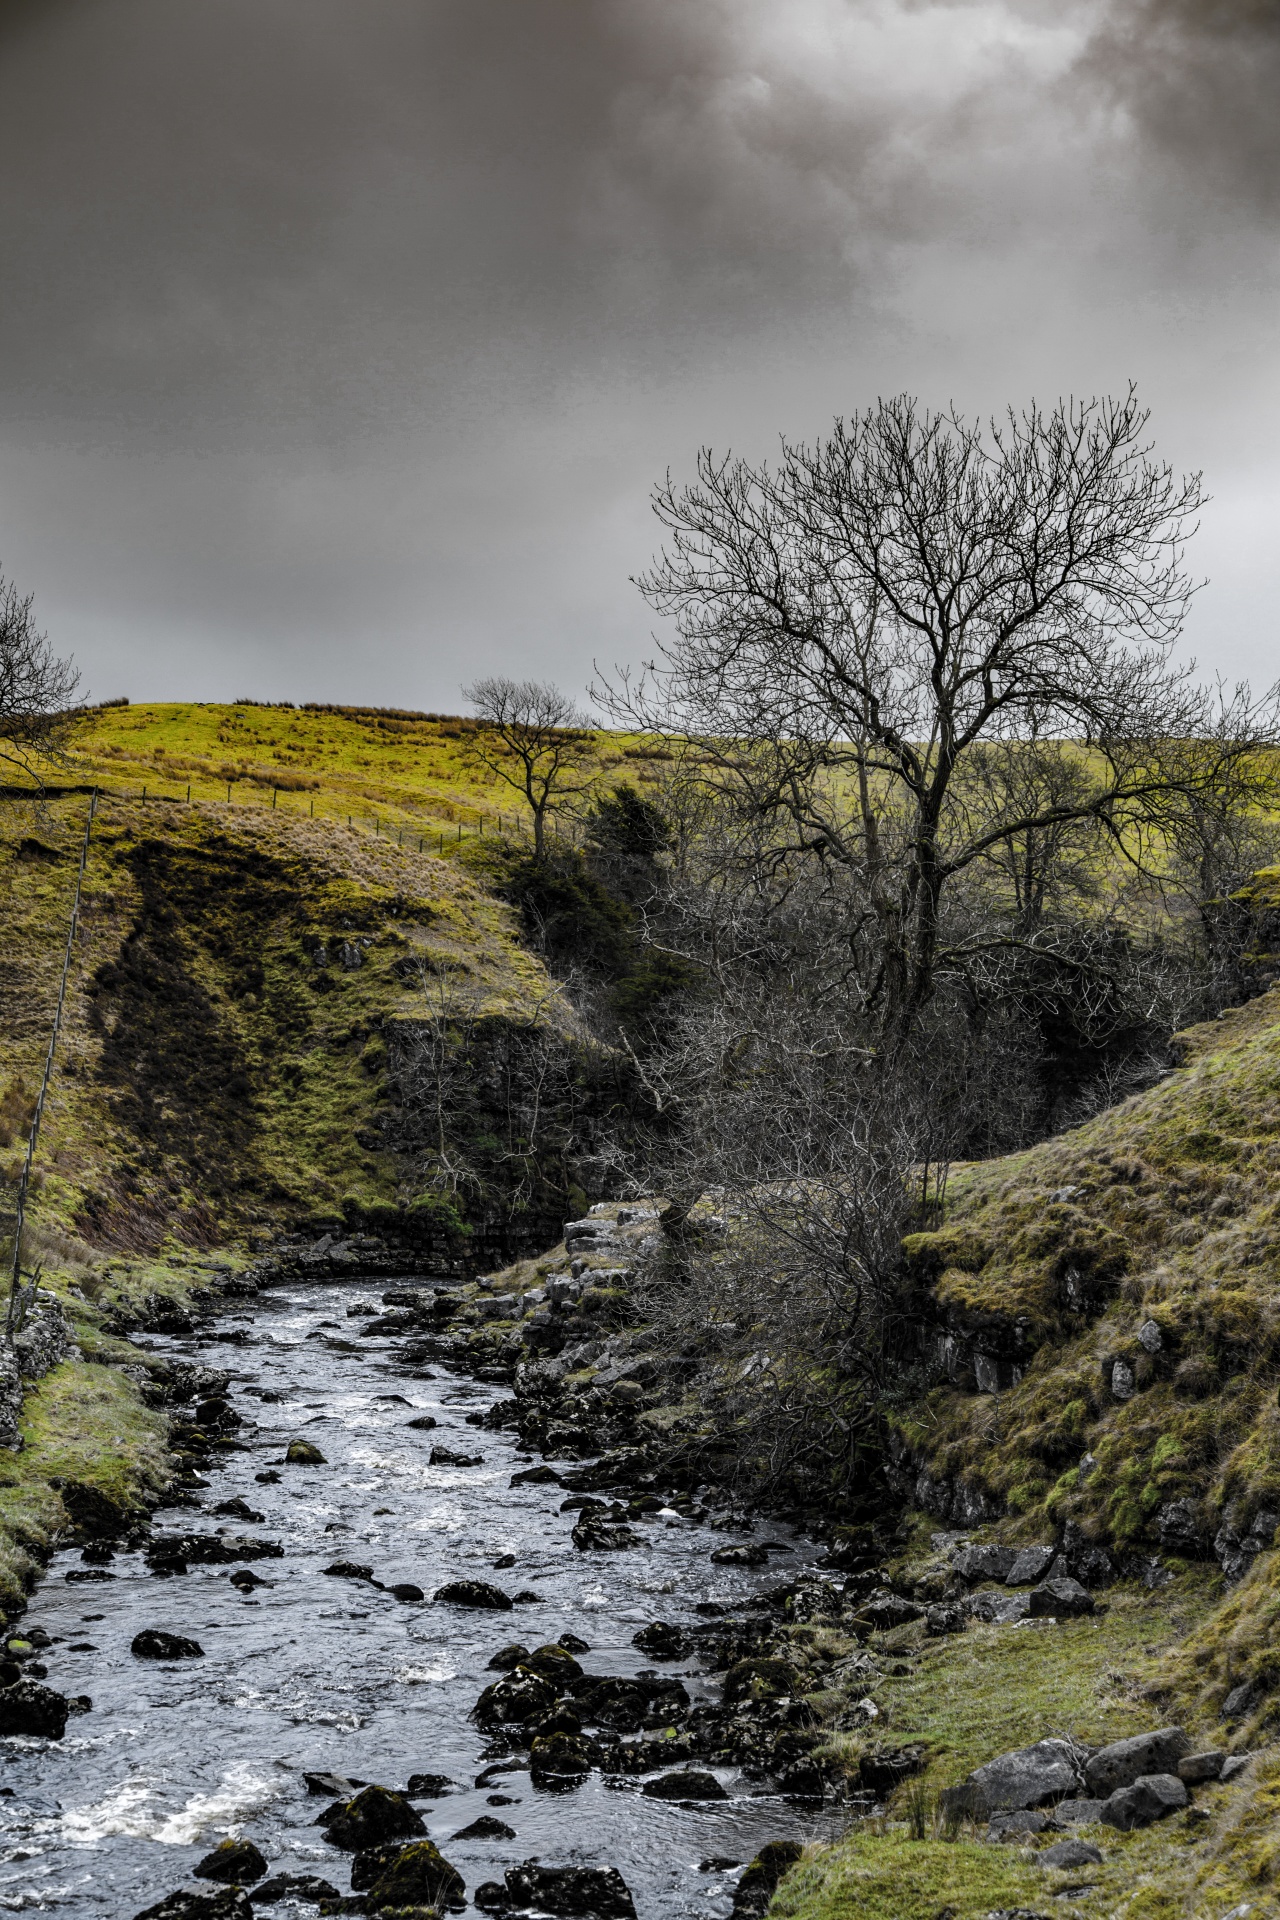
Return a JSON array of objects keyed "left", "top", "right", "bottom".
[{"left": 0, "top": 1276, "right": 856, "bottom": 1919}]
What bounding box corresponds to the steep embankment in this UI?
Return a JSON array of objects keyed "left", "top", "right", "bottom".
[{"left": 0, "top": 776, "right": 593, "bottom": 1610}]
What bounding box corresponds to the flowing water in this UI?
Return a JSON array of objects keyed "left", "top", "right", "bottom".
[{"left": 0, "top": 1278, "right": 844, "bottom": 1917}]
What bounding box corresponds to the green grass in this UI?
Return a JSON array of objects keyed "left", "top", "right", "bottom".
[
  {"left": 62, "top": 699, "right": 661, "bottom": 847},
  {"left": 781, "top": 1577, "right": 1280, "bottom": 1920}
]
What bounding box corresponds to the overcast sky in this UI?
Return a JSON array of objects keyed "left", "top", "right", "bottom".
[{"left": 0, "top": 0, "right": 1276, "bottom": 711}]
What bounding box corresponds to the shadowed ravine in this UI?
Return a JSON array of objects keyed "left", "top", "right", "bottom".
[{"left": 0, "top": 1279, "right": 840, "bottom": 1918}]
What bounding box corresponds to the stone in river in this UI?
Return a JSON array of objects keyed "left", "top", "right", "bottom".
[
  {"left": 250, "top": 1875, "right": 339, "bottom": 1905},
  {"left": 317, "top": 1783, "right": 426, "bottom": 1850},
  {"left": 0, "top": 1680, "right": 70, "bottom": 1738},
  {"left": 487, "top": 1644, "right": 532, "bottom": 1672},
  {"left": 641, "top": 1770, "right": 727, "bottom": 1800},
  {"left": 254, "top": 1470, "right": 281, "bottom": 1484},
  {"left": 131, "top": 1630, "right": 204, "bottom": 1660},
  {"left": 406, "top": 1414, "right": 438, "bottom": 1429},
  {"left": 212, "top": 1498, "right": 264, "bottom": 1523},
  {"left": 494, "top": 1860, "right": 637, "bottom": 1918},
  {"left": 133, "top": 1893, "right": 253, "bottom": 1920},
  {"left": 526, "top": 1643, "right": 583, "bottom": 1683},
  {"left": 710, "top": 1542, "right": 769, "bottom": 1566},
  {"left": 511, "top": 1465, "right": 562, "bottom": 1486},
  {"left": 473, "top": 1671, "right": 557, "bottom": 1727},
  {"left": 731, "top": 1841, "right": 805, "bottom": 1917},
  {"left": 284, "top": 1439, "right": 326, "bottom": 1465},
  {"left": 558, "top": 1633, "right": 590, "bottom": 1655},
  {"left": 391, "top": 1582, "right": 425, "bottom": 1602},
  {"left": 364, "top": 1839, "right": 466, "bottom": 1911},
  {"left": 454, "top": 1815, "right": 517, "bottom": 1839},
  {"left": 632, "top": 1622, "right": 691, "bottom": 1661},
  {"left": 304, "top": 1771, "right": 366, "bottom": 1796},
  {"left": 322, "top": 1561, "right": 375, "bottom": 1582},
  {"left": 192, "top": 1838, "right": 268, "bottom": 1883},
  {"left": 406, "top": 1772, "right": 456, "bottom": 1797},
  {"left": 430, "top": 1445, "right": 485, "bottom": 1467},
  {"left": 530, "top": 1733, "right": 595, "bottom": 1788},
  {"left": 435, "top": 1579, "right": 514, "bottom": 1610},
  {"left": 228, "top": 1568, "right": 269, "bottom": 1592}
]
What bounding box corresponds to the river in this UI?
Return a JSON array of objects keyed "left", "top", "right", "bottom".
[{"left": 0, "top": 1277, "right": 843, "bottom": 1918}]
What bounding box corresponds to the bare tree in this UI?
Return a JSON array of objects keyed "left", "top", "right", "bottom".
[
  {"left": 0, "top": 572, "right": 79, "bottom": 783},
  {"left": 461, "top": 677, "right": 596, "bottom": 858},
  {"left": 604, "top": 390, "right": 1280, "bottom": 1050}
]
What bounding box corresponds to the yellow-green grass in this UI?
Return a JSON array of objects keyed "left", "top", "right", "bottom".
[
  {"left": 61, "top": 700, "right": 665, "bottom": 848},
  {"left": 779, "top": 1574, "right": 1280, "bottom": 1920},
  {"left": 0, "top": 788, "right": 565, "bottom": 1306},
  {"left": 0, "top": 1350, "right": 170, "bottom": 1615}
]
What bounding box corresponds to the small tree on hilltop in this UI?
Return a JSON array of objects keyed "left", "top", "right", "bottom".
[
  {"left": 0, "top": 570, "right": 79, "bottom": 783},
  {"left": 462, "top": 676, "right": 596, "bottom": 858}
]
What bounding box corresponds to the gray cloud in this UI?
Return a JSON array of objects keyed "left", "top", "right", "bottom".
[{"left": 0, "top": 0, "right": 1275, "bottom": 707}]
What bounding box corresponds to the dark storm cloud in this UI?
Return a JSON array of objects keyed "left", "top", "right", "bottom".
[
  {"left": 0, "top": 0, "right": 1276, "bottom": 704},
  {"left": 1082, "top": 0, "right": 1280, "bottom": 213}
]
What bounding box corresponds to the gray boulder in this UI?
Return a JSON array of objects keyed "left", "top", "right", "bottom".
[
  {"left": 1214, "top": 1506, "right": 1280, "bottom": 1584},
  {"left": 1100, "top": 1772, "right": 1187, "bottom": 1829},
  {"left": 952, "top": 1544, "right": 1016, "bottom": 1583},
  {"left": 988, "top": 1809, "right": 1050, "bottom": 1841},
  {"left": 1178, "top": 1751, "right": 1226, "bottom": 1784},
  {"left": 1005, "top": 1546, "right": 1056, "bottom": 1586},
  {"left": 1042, "top": 1838, "right": 1103, "bottom": 1869},
  {"left": 1222, "top": 1683, "right": 1260, "bottom": 1722},
  {"left": 1027, "top": 1576, "right": 1094, "bottom": 1617},
  {"left": 1221, "top": 1754, "right": 1252, "bottom": 1783},
  {"left": 1054, "top": 1798, "right": 1106, "bottom": 1824},
  {"left": 1084, "top": 1727, "right": 1189, "bottom": 1797},
  {"left": 938, "top": 1739, "right": 1081, "bottom": 1820}
]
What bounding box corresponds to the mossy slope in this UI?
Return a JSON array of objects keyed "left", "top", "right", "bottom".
[{"left": 896, "top": 984, "right": 1280, "bottom": 1563}]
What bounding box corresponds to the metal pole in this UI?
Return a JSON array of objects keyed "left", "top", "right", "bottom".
[{"left": 7, "top": 792, "right": 98, "bottom": 1332}]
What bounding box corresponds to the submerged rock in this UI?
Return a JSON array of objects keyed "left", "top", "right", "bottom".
[
  {"left": 133, "top": 1893, "right": 253, "bottom": 1920},
  {"left": 284, "top": 1439, "right": 326, "bottom": 1465},
  {"left": 131, "top": 1630, "right": 204, "bottom": 1661},
  {"left": 454, "top": 1815, "right": 517, "bottom": 1839},
  {"left": 251, "top": 1873, "right": 340, "bottom": 1904},
  {"left": 192, "top": 1839, "right": 268, "bottom": 1884},
  {"left": 641, "top": 1770, "right": 727, "bottom": 1800},
  {"left": 435, "top": 1579, "right": 514, "bottom": 1610}
]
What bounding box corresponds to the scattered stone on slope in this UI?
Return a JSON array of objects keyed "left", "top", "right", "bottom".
[
  {"left": 1100, "top": 1772, "right": 1188, "bottom": 1829},
  {"left": 938, "top": 1739, "right": 1082, "bottom": 1820},
  {"left": 1042, "top": 1838, "right": 1104, "bottom": 1869},
  {"left": 1027, "top": 1576, "right": 1093, "bottom": 1617},
  {"left": 1083, "top": 1728, "right": 1190, "bottom": 1797}
]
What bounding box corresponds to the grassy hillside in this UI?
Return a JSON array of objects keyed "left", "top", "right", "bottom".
[
  {"left": 774, "top": 954, "right": 1280, "bottom": 1920},
  {"left": 61, "top": 698, "right": 665, "bottom": 845},
  {"left": 0, "top": 787, "right": 570, "bottom": 1277}
]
